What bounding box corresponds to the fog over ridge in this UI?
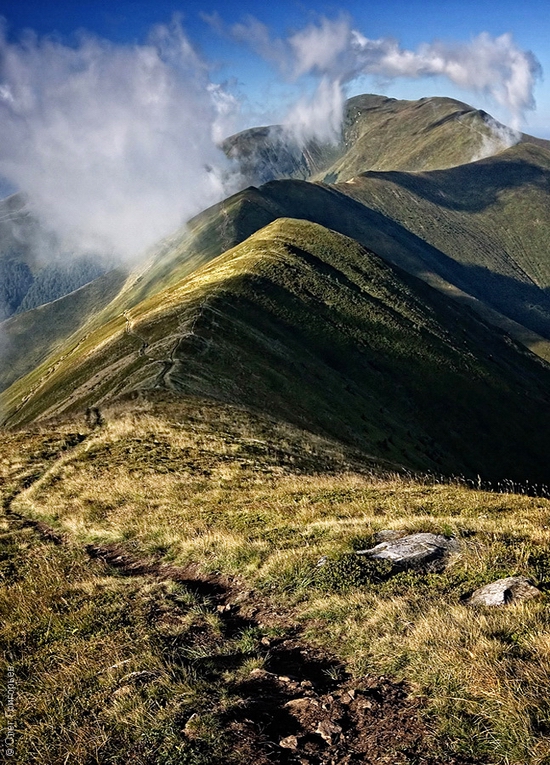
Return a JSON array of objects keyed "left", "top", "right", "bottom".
[{"left": 0, "top": 18, "right": 240, "bottom": 262}]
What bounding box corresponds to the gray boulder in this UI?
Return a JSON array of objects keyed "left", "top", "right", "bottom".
[
  {"left": 468, "top": 576, "right": 543, "bottom": 606},
  {"left": 356, "top": 532, "right": 459, "bottom": 571}
]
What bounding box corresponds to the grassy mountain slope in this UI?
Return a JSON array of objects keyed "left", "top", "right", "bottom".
[
  {"left": 337, "top": 142, "right": 550, "bottom": 339},
  {"left": 225, "top": 94, "right": 550, "bottom": 186},
  {"left": 4, "top": 218, "right": 550, "bottom": 485},
  {"left": 4, "top": 393, "right": 550, "bottom": 764},
  {"left": 4, "top": 93, "right": 550, "bottom": 395},
  {"left": 0, "top": 269, "right": 128, "bottom": 393},
  {"left": 318, "top": 94, "right": 550, "bottom": 182},
  {"left": 0, "top": 183, "right": 290, "bottom": 394},
  {"left": 4, "top": 137, "right": 550, "bottom": 401}
]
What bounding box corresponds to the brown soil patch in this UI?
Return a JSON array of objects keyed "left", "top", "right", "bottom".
[{"left": 87, "top": 542, "right": 483, "bottom": 764}]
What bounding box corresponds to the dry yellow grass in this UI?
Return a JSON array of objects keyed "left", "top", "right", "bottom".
[{"left": 4, "top": 401, "right": 550, "bottom": 762}]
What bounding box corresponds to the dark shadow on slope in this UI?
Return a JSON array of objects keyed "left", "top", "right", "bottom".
[
  {"left": 361, "top": 155, "right": 550, "bottom": 214},
  {"left": 259, "top": 179, "right": 550, "bottom": 340}
]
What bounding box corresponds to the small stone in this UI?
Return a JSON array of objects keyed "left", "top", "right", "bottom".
[
  {"left": 248, "top": 668, "right": 276, "bottom": 680},
  {"left": 284, "top": 697, "right": 318, "bottom": 711},
  {"left": 339, "top": 689, "right": 355, "bottom": 704},
  {"left": 468, "top": 576, "right": 543, "bottom": 606},
  {"left": 280, "top": 735, "right": 299, "bottom": 750},
  {"left": 316, "top": 719, "right": 342, "bottom": 743}
]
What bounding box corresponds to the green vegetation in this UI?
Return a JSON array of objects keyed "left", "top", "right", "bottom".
[
  {"left": 222, "top": 124, "right": 341, "bottom": 186},
  {"left": 338, "top": 142, "right": 550, "bottom": 345},
  {"left": 226, "top": 93, "right": 550, "bottom": 186},
  {"left": 4, "top": 218, "right": 550, "bottom": 485},
  {"left": 315, "top": 94, "right": 547, "bottom": 181},
  {"left": 3, "top": 398, "right": 550, "bottom": 763},
  {"left": 4, "top": 94, "right": 550, "bottom": 403},
  {"left": 3, "top": 92, "right": 550, "bottom": 763}
]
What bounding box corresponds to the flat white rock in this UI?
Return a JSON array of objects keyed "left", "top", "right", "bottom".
[{"left": 356, "top": 532, "right": 459, "bottom": 569}]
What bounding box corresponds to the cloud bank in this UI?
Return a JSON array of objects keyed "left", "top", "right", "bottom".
[
  {"left": 0, "top": 19, "right": 239, "bottom": 261},
  {"left": 216, "top": 15, "right": 541, "bottom": 140}
]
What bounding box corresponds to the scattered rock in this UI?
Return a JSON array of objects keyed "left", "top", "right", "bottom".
[
  {"left": 316, "top": 718, "right": 342, "bottom": 743},
  {"left": 279, "top": 735, "right": 299, "bottom": 749},
  {"left": 356, "top": 532, "right": 459, "bottom": 570},
  {"left": 284, "top": 697, "right": 318, "bottom": 712},
  {"left": 468, "top": 576, "right": 543, "bottom": 606}
]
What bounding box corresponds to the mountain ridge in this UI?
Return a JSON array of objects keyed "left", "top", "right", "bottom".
[{"left": 4, "top": 217, "right": 550, "bottom": 486}]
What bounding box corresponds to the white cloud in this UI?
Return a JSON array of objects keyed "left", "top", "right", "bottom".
[
  {"left": 0, "top": 18, "right": 240, "bottom": 261},
  {"left": 219, "top": 15, "right": 541, "bottom": 140},
  {"left": 284, "top": 77, "right": 345, "bottom": 145}
]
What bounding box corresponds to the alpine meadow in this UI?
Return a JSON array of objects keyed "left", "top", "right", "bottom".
[{"left": 2, "top": 8, "right": 550, "bottom": 764}]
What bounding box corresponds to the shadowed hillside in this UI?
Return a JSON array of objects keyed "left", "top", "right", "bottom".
[
  {"left": 4, "top": 137, "right": 550, "bottom": 399},
  {"left": 4, "top": 219, "right": 550, "bottom": 485},
  {"left": 4, "top": 92, "right": 550, "bottom": 765},
  {"left": 337, "top": 142, "right": 550, "bottom": 342}
]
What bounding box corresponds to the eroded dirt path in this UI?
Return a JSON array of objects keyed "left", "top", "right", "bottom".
[{"left": 85, "top": 541, "right": 480, "bottom": 765}]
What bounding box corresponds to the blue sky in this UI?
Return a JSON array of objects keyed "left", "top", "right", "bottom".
[{"left": 0, "top": 0, "right": 548, "bottom": 136}]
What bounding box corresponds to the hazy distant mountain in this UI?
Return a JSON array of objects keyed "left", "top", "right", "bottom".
[{"left": 0, "top": 193, "right": 109, "bottom": 320}]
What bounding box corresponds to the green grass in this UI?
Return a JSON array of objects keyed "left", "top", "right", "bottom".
[
  {"left": 3, "top": 398, "right": 550, "bottom": 762},
  {"left": 4, "top": 217, "right": 550, "bottom": 486},
  {"left": 5, "top": 95, "right": 550, "bottom": 405},
  {"left": 0, "top": 519, "right": 280, "bottom": 764},
  {"left": 338, "top": 142, "right": 550, "bottom": 342}
]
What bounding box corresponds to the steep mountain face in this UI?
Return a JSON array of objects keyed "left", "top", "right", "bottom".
[
  {"left": 3, "top": 92, "right": 550, "bottom": 489},
  {"left": 3, "top": 218, "right": 550, "bottom": 485},
  {"left": 337, "top": 142, "right": 550, "bottom": 346},
  {"left": 0, "top": 184, "right": 285, "bottom": 393},
  {"left": 3, "top": 136, "right": 550, "bottom": 398},
  {"left": 222, "top": 125, "right": 341, "bottom": 187},
  {"left": 318, "top": 94, "right": 549, "bottom": 181}
]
